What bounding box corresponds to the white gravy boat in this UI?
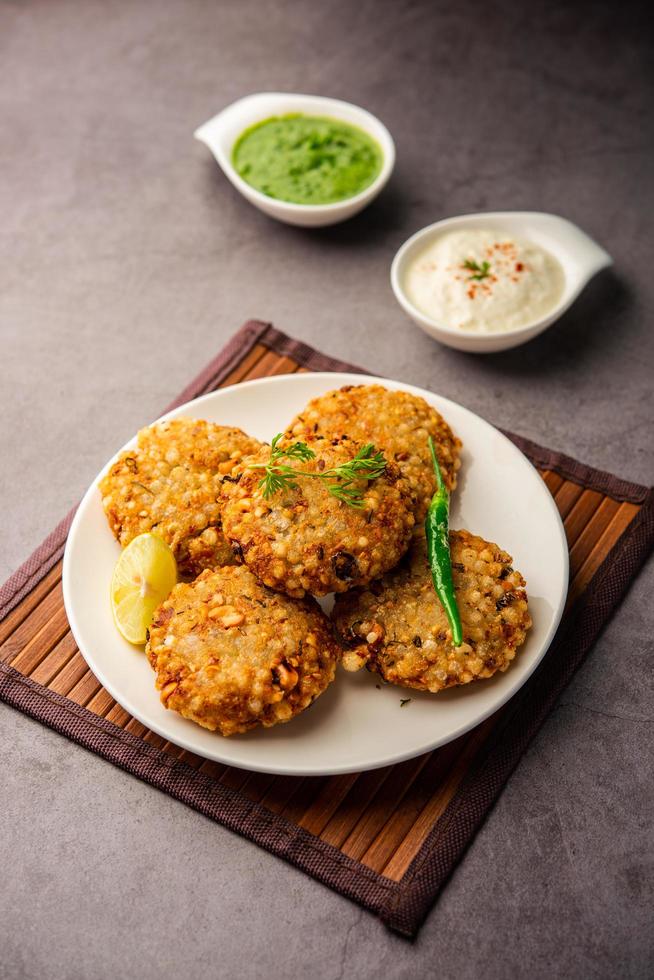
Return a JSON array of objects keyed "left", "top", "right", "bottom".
[
  {"left": 391, "top": 212, "right": 612, "bottom": 353},
  {"left": 195, "top": 92, "right": 395, "bottom": 228}
]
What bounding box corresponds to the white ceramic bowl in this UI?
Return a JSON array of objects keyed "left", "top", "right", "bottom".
[
  {"left": 391, "top": 212, "right": 612, "bottom": 353},
  {"left": 194, "top": 92, "right": 395, "bottom": 227}
]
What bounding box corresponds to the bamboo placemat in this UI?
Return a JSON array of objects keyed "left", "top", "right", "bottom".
[{"left": 1, "top": 320, "right": 652, "bottom": 937}]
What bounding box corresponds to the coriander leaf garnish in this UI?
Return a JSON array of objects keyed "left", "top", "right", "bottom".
[
  {"left": 250, "top": 435, "right": 316, "bottom": 499},
  {"left": 328, "top": 443, "right": 387, "bottom": 483},
  {"left": 269, "top": 432, "right": 316, "bottom": 463},
  {"left": 248, "top": 436, "right": 387, "bottom": 509},
  {"left": 462, "top": 258, "right": 491, "bottom": 281}
]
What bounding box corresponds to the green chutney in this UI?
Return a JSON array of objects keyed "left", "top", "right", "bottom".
[{"left": 232, "top": 114, "right": 383, "bottom": 205}]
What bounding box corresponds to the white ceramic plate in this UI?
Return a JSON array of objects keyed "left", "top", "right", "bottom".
[{"left": 63, "top": 373, "right": 568, "bottom": 776}]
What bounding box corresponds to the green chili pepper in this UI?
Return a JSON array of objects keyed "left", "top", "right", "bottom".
[{"left": 425, "top": 437, "right": 463, "bottom": 647}]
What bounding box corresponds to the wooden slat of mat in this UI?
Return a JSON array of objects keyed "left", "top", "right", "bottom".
[
  {"left": 298, "top": 773, "right": 361, "bottom": 835},
  {"left": 568, "top": 501, "right": 640, "bottom": 605},
  {"left": 319, "top": 766, "right": 395, "bottom": 848},
  {"left": 220, "top": 344, "right": 270, "bottom": 387},
  {"left": 359, "top": 736, "right": 469, "bottom": 874},
  {"left": 7, "top": 599, "right": 70, "bottom": 675},
  {"left": 0, "top": 341, "right": 646, "bottom": 896},
  {"left": 564, "top": 490, "right": 615, "bottom": 568},
  {"left": 198, "top": 760, "right": 228, "bottom": 782},
  {"left": 29, "top": 631, "right": 78, "bottom": 686},
  {"left": 86, "top": 686, "right": 117, "bottom": 717},
  {"left": 555, "top": 481, "right": 585, "bottom": 520},
  {"left": 123, "top": 718, "right": 148, "bottom": 739},
  {"left": 340, "top": 753, "right": 434, "bottom": 862},
  {"left": 569, "top": 497, "right": 621, "bottom": 570},
  {"left": 0, "top": 564, "right": 62, "bottom": 645},
  {"left": 260, "top": 774, "right": 307, "bottom": 814},
  {"left": 161, "top": 741, "right": 187, "bottom": 761},
  {"left": 143, "top": 730, "right": 168, "bottom": 752},
  {"left": 281, "top": 777, "right": 327, "bottom": 825},
  {"left": 241, "top": 771, "right": 278, "bottom": 803},
  {"left": 1, "top": 582, "right": 67, "bottom": 664},
  {"left": 67, "top": 669, "right": 104, "bottom": 708},
  {"left": 381, "top": 718, "right": 497, "bottom": 880},
  {"left": 564, "top": 489, "right": 605, "bottom": 548},
  {"left": 48, "top": 650, "right": 92, "bottom": 696},
  {"left": 220, "top": 766, "right": 252, "bottom": 792},
  {"left": 105, "top": 703, "right": 132, "bottom": 727},
  {"left": 243, "top": 351, "right": 302, "bottom": 381},
  {"left": 178, "top": 750, "right": 205, "bottom": 771},
  {"left": 542, "top": 470, "right": 564, "bottom": 495}
]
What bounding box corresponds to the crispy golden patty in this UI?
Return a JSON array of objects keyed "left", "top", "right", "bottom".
[
  {"left": 333, "top": 530, "right": 531, "bottom": 692},
  {"left": 146, "top": 566, "right": 339, "bottom": 736},
  {"left": 221, "top": 437, "right": 416, "bottom": 598},
  {"left": 99, "top": 418, "right": 262, "bottom": 577},
  {"left": 285, "top": 384, "right": 462, "bottom": 519}
]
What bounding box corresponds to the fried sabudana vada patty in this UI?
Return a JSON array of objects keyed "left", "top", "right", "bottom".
[
  {"left": 146, "top": 566, "right": 339, "bottom": 736},
  {"left": 333, "top": 530, "right": 531, "bottom": 692},
  {"left": 221, "top": 437, "right": 416, "bottom": 598},
  {"left": 285, "top": 384, "right": 462, "bottom": 519},
  {"left": 99, "top": 418, "right": 262, "bottom": 578}
]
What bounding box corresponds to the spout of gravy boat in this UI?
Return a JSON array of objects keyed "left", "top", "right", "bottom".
[
  {"left": 391, "top": 211, "right": 612, "bottom": 353},
  {"left": 546, "top": 214, "right": 613, "bottom": 295}
]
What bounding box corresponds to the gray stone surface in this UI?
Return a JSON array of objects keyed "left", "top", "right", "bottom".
[{"left": 1, "top": 0, "right": 652, "bottom": 977}]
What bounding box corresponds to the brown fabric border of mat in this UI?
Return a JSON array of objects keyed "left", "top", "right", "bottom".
[{"left": 1, "top": 320, "right": 652, "bottom": 937}]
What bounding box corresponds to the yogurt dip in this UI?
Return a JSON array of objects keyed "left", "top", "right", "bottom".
[{"left": 404, "top": 229, "right": 565, "bottom": 333}]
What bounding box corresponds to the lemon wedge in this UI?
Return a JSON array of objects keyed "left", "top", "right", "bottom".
[{"left": 110, "top": 533, "right": 177, "bottom": 645}]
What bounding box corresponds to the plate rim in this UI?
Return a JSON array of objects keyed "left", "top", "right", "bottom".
[{"left": 63, "top": 371, "right": 569, "bottom": 775}]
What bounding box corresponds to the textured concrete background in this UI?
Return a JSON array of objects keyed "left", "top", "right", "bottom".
[{"left": 1, "top": 1, "right": 652, "bottom": 977}]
